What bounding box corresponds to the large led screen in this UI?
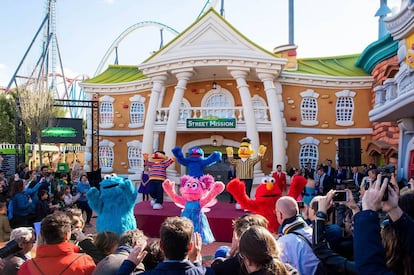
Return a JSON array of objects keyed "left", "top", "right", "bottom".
[{"left": 31, "top": 118, "right": 84, "bottom": 144}]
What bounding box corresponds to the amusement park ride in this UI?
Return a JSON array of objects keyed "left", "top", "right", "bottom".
[
  {"left": 6, "top": 0, "right": 222, "bottom": 118},
  {"left": 2, "top": 0, "right": 222, "bottom": 174}
]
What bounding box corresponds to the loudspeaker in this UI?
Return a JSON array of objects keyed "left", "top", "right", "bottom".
[{"left": 338, "top": 138, "right": 361, "bottom": 167}]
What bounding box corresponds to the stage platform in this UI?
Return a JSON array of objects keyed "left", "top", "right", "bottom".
[{"left": 134, "top": 201, "right": 244, "bottom": 242}]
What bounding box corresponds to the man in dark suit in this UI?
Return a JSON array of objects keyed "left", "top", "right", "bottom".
[
  {"left": 322, "top": 159, "right": 336, "bottom": 185},
  {"left": 316, "top": 166, "right": 333, "bottom": 195},
  {"left": 227, "top": 165, "right": 236, "bottom": 203},
  {"left": 351, "top": 165, "right": 364, "bottom": 188},
  {"left": 304, "top": 162, "right": 315, "bottom": 179}
]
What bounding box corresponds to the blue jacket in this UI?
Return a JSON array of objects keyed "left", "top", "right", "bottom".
[
  {"left": 354, "top": 210, "right": 393, "bottom": 275},
  {"left": 77, "top": 181, "right": 91, "bottom": 202},
  {"left": 12, "top": 192, "right": 34, "bottom": 217},
  {"left": 391, "top": 212, "right": 414, "bottom": 272}
]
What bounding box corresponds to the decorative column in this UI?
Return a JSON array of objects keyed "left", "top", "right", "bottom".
[
  {"left": 163, "top": 69, "right": 194, "bottom": 176},
  {"left": 142, "top": 74, "right": 167, "bottom": 154},
  {"left": 229, "top": 67, "right": 263, "bottom": 176},
  {"left": 257, "top": 71, "right": 286, "bottom": 170}
]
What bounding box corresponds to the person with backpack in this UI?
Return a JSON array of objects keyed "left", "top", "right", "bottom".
[
  {"left": 276, "top": 196, "right": 323, "bottom": 275},
  {"left": 18, "top": 212, "right": 96, "bottom": 274}
]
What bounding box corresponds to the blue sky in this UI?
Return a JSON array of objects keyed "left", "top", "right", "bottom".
[{"left": 0, "top": 0, "right": 402, "bottom": 87}]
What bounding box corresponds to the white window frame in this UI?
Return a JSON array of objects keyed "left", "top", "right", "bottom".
[
  {"left": 298, "top": 137, "right": 320, "bottom": 170},
  {"left": 179, "top": 98, "right": 192, "bottom": 121},
  {"left": 99, "top": 95, "right": 115, "bottom": 128},
  {"left": 99, "top": 140, "right": 115, "bottom": 173},
  {"left": 251, "top": 95, "right": 268, "bottom": 121},
  {"left": 300, "top": 89, "right": 319, "bottom": 126},
  {"left": 335, "top": 90, "right": 356, "bottom": 126},
  {"left": 201, "top": 87, "right": 235, "bottom": 118},
  {"left": 127, "top": 140, "right": 143, "bottom": 173},
  {"left": 128, "top": 95, "right": 146, "bottom": 128}
]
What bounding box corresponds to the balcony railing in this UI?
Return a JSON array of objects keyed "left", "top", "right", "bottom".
[
  {"left": 373, "top": 63, "right": 414, "bottom": 108},
  {"left": 154, "top": 106, "right": 270, "bottom": 125}
]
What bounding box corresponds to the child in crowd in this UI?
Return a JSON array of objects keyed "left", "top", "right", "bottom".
[
  {"left": 94, "top": 231, "right": 120, "bottom": 259},
  {"left": 35, "top": 189, "right": 58, "bottom": 222},
  {"left": 71, "top": 229, "right": 120, "bottom": 264},
  {"left": 76, "top": 174, "right": 93, "bottom": 226},
  {"left": 138, "top": 165, "right": 150, "bottom": 201},
  {"left": 63, "top": 185, "right": 80, "bottom": 208},
  {"left": 142, "top": 239, "right": 164, "bottom": 270},
  {"left": 117, "top": 216, "right": 210, "bottom": 275},
  {"left": 0, "top": 201, "right": 12, "bottom": 242},
  {"left": 53, "top": 190, "right": 67, "bottom": 211}
]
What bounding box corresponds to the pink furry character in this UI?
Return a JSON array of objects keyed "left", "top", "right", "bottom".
[{"left": 163, "top": 175, "right": 225, "bottom": 244}]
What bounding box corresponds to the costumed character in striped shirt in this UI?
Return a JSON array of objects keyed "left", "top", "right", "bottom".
[
  {"left": 143, "top": 150, "right": 174, "bottom": 210},
  {"left": 226, "top": 137, "right": 267, "bottom": 208}
]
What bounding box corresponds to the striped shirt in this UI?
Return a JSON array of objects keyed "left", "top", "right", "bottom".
[
  {"left": 145, "top": 159, "right": 174, "bottom": 180},
  {"left": 228, "top": 155, "right": 263, "bottom": 179}
]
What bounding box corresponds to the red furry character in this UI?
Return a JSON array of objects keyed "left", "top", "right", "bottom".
[{"left": 226, "top": 176, "right": 282, "bottom": 233}]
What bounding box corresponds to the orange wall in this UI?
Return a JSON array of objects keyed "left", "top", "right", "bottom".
[
  {"left": 97, "top": 79, "right": 373, "bottom": 175},
  {"left": 282, "top": 84, "right": 372, "bottom": 129}
]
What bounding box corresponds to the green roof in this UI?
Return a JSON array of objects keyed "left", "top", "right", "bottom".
[
  {"left": 84, "top": 65, "right": 146, "bottom": 84},
  {"left": 294, "top": 54, "right": 370, "bottom": 76},
  {"left": 355, "top": 33, "right": 398, "bottom": 74}
]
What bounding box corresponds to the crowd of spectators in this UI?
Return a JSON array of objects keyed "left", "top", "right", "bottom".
[{"left": 0, "top": 161, "right": 413, "bottom": 274}]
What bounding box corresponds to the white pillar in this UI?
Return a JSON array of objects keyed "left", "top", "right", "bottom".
[
  {"left": 257, "top": 72, "right": 286, "bottom": 170},
  {"left": 142, "top": 74, "right": 167, "bottom": 154},
  {"left": 163, "top": 69, "right": 194, "bottom": 176},
  {"left": 229, "top": 67, "right": 263, "bottom": 177}
]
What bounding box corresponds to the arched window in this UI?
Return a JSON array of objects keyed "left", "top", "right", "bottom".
[
  {"left": 335, "top": 90, "right": 356, "bottom": 126},
  {"left": 99, "top": 140, "right": 114, "bottom": 173},
  {"left": 251, "top": 95, "right": 268, "bottom": 121},
  {"left": 129, "top": 95, "right": 146, "bottom": 128},
  {"left": 127, "top": 140, "right": 143, "bottom": 173},
  {"left": 201, "top": 87, "right": 234, "bottom": 118},
  {"left": 99, "top": 96, "right": 115, "bottom": 128},
  {"left": 298, "top": 137, "right": 320, "bottom": 170},
  {"left": 300, "top": 89, "right": 319, "bottom": 126},
  {"left": 179, "top": 98, "right": 191, "bottom": 121}
]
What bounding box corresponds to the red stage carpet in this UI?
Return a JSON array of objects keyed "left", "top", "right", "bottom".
[{"left": 134, "top": 201, "right": 244, "bottom": 242}]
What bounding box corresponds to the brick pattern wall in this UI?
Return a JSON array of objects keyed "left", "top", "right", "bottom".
[{"left": 371, "top": 56, "right": 400, "bottom": 144}]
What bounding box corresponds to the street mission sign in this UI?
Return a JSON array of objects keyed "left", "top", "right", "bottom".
[{"left": 186, "top": 118, "right": 236, "bottom": 129}]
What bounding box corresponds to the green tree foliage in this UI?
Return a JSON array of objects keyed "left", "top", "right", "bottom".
[
  {"left": 18, "top": 86, "right": 54, "bottom": 166},
  {"left": 0, "top": 92, "right": 16, "bottom": 143}
]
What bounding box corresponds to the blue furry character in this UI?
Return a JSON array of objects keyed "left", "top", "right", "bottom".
[
  {"left": 172, "top": 146, "right": 222, "bottom": 178},
  {"left": 87, "top": 174, "right": 137, "bottom": 235}
]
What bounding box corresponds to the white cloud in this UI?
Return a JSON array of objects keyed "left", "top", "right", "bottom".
[{"left": 102, "top": 0, "right": 115, "bottom": 4}]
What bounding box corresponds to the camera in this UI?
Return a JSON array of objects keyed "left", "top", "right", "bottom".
[
  {"left": 297, "top": 201, "right": 305, "bottom": 209},
  {"left": 378, "top": 165, "right": 396, "bottom": 201},
  {"left": 70, "top": 233, "right": 77, "bottom": 241},
  {"left": 0, "top": 240, "right": 22, "bottom": 258},
  {"left": 378, "top": 165, "right": 395, "bottom": 178},
  {"left": 333, "top": 190, "right": 348, "bottom": 202}
]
